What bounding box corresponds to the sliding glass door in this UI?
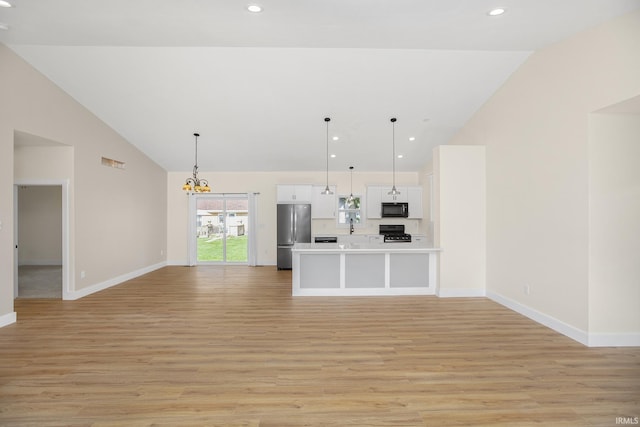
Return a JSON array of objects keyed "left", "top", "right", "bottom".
[{"left": 193, "top": 194, "right": 249, "bottom": 264}]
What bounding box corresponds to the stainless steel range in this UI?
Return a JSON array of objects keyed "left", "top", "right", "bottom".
[{"left": 379, "top": 224, "right": 412, "bottom": 242}]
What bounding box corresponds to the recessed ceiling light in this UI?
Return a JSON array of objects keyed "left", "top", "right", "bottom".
[
  {"left": 0, "top": 1, "right": 13, "bottom": 7},
  {"left": 397, "top": 154, "right": 404, "bottom": 159},
  {"left": 332, "top": 136, "right": 339, "bottom": 141},
  {"left": 247, "top": 4, "right": 262, "bottom": 13},
  {"left": 488, "top": 8, "right": 506, "bottom": 16},
  {"left": 330, "top": 154, "right": 336, "bottom": 158},
  {"left": 409, "top": 137, "right": 415, "bottom": 141}
]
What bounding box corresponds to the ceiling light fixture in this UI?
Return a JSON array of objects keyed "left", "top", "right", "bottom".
[
  {"left": 0, "top": 1, "right": 13, "bottom": 7},
  {"left": 332, "top": 136, "right": 339, "bottom": 141},
  {"left": 321, "top": 118, "right": 334, "bottom": 195},
  {"left": 409, "top": 137, "right": 415, "bottom": 141},
  {"left": 182, "top": 133, "right": 211, "bottom": 193},
  {"left": 347, "top": 166, "right": 355, "bottom": 204},
  {"left": 247, "top": 4, "right": 262, "bottom": 13},
  {"left": 388, "top": 118, "right": 400, "bottom": 197},
  {"left": 488, "top": 8, "right": 505, "bottom": 16}
]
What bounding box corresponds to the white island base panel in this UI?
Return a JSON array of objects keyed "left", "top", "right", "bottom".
[{"left": 292, "top": 244, "right": 440, "bottom": 296}]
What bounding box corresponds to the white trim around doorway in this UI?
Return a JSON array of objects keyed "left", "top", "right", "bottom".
[{"left": 14, "top": 179, "right": 71, "bottom": 300}]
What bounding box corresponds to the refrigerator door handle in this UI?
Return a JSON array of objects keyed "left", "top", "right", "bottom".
[{"left": 293, "top": 211, "right": 297, "bottom": 242}]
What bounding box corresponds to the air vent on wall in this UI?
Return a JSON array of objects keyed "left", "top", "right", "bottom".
[{"left": 101, "top": 157, "right": 125, "bottom": 170}]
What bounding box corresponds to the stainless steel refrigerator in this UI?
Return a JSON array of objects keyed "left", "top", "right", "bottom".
[{"left": 277, "top": 203, "right": 311, "bottom": 270}]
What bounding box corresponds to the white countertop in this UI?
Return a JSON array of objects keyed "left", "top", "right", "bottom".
[{"left": 292, "top": 242, "right": 441, "bottom": 253}]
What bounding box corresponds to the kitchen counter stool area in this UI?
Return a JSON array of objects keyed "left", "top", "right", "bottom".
[{"left": 291, "top": 243, "right": 440, "bottom": 296}]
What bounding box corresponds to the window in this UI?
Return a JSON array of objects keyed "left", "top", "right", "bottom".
[{"left": 337, "top": 195, "right": 363, "bottom": 227}]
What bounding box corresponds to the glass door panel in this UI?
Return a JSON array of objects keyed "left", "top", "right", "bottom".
[
  {"left": 196, "top": 195, "right": 248, "bottom": 264},
  {"left": 222, "top": 197, "right": 248, "bottom": 262}
]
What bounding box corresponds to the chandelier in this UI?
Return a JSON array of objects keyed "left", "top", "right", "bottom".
[{"left": 182, "top": 132, "right": 211, "bottom": 193}]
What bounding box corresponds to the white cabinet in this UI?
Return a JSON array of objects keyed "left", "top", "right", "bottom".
[
  {"left": 366, "top": 186, "right": 384, "bottom": 219},
  {"left": 311, "top": 185, "right": 336, "bottom": 218},
  {"left": 407, "top": 187, "right": 423, "bottom": 219},
  {"left": 366, "top": 185, "right": 423, "bottom": 219},
  {"left": 277, "top": 184, "right": 336, "bottom": 217},
  {"left": 380, "top": 186, "right": 408, "bottom": 203},
  {"left": 277, "top": 185, "right": 312, "bottom": 203}
]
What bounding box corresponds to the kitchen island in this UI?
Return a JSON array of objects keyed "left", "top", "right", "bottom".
[{"left": 291, "top": 241, "right": 440, "bottom": 296}]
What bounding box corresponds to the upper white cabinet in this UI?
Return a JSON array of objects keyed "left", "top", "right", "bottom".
[
  {"left": 380, "top": 186, "right": 408, "bottom": 203},
  {"left": 407, "top": 187, "right": 423, "bottom": 219},
  {"left": 366, "top": 185, "right": 423, "bottom": 219},
  {"left": 276, "top": 185, "right": 313, "bottom": 203},
  {"left": 311, "top": 185, "right": 337, "bottom": 218},
  {"left": 278, "top": 184, "right": 423, "bottom": 219},
  {"left": 366, "top": 186, "right": 384, "bottom": 219}
]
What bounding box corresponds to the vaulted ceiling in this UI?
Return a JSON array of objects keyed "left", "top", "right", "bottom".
[{"left": 2, "top": 0, "right": 639, "bottom": 172}]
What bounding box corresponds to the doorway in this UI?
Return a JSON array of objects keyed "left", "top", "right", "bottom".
[
  {"left": 190, "top": 193, "right": 250, "bottom": 265},
  {"left": 14, "top": 181, "right": 69, "bottom": 299}
]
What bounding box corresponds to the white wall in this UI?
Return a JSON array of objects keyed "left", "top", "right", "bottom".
[
  {"left": 1, "top": 43, "right": 167, "bottom": 323},
  {"left": 433, "top": 145, "right": 486, "bottom": 296},
  {"left": 0, "top": 126, "right": 13, "bottom": 324},
  {"left": 167, "top": 171, "right": 421, "bottom": 265},
  {"left": 588, "top": 111, "right": 640, "bottom": 338},
  {"left": 448, "top": 10, "right": 640, "bottom": 341}
]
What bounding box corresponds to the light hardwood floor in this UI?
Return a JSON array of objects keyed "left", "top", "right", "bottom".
[{"left": 1, "top": 266, "right": 638, "bottom": 426}]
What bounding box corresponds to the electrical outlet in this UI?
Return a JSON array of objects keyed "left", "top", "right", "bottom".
[
  {"left": 80, "top": 271, "right": 86, "bottom": 279},
  {"left": 524, "top": 284, "right": 530, "bottom": 295},
  {"left": 160, "top": 249, "right": 164, "bottom": 256}
]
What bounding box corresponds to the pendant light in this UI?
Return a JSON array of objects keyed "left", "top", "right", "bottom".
[
  {"left": 182, "top": 132, "right": 211, "bottom": 193},
  {"left": 321, "top": 117, "right": 334, "bottom": 195},
  {"left": 388, "top": 118, "right": 400, "bottom": 197},
  {"left": 346, "top": 166, "right": 355, "bottom": 205}
]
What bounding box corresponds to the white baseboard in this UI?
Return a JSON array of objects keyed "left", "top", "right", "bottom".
[
  {"left": 0, "top": 311, "right": 17, "bottom": 328},
  {"left": 65, "top": 262, "right": 166, "bottom": 300},
  {"left": 438, "top": 288, "right": 486, "bottom": 298},
  {"left": 588, "top": 332, "right": 640, "bottom": 347},
  {"left": 487, "top": 290, "right": 589, "bottom": 346},
  {"left": 489, "top": 291, "right": 640, "bottom": 347},
  {"left": 293, "top": 287, "right": 436, "bottom": 297}
]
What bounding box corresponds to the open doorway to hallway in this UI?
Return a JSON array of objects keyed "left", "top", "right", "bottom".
[{"left": 15, "top": 185, "right": 63, "bottom": 299}]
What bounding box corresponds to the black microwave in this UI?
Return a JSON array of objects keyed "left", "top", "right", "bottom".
[{"left": 381, "top": 202, "right": 409, "bottom": 218}]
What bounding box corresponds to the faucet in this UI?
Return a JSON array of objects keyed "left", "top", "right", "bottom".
[{"left": 350, "top": 218, "right": 354, "bottom": 235}]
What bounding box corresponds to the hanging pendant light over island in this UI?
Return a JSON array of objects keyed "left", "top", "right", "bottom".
[
  {"left": 321, "top": 117, "right": 334, "bottom": 195},
  {"left": 346, "top": 166, "right": 355, "bottom": 205},
  {"left": 388, "top": 118, "right": 400, "bottom": 197}
]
